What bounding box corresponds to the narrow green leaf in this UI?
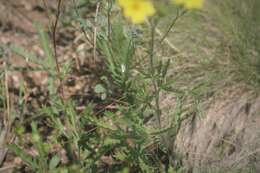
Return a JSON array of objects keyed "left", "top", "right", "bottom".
[
  {"left": 49, "top": 155, "right": 61, "bottom": 169},
  {"left": 8, "top": 144, "right": 37, "bottom": 170},
  {"left": 35, "top": 23, "right": 55, "bottom": 71},
  {"left": 10, "top": 44, "right": 40, "bottom": 65}
]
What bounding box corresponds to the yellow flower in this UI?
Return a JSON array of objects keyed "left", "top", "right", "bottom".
[
  {"left": 118, "top": 0, "right": 155, "bottom": 24},
  {"left": 172, "top": 0, "right": 204, "bottom": 9}
]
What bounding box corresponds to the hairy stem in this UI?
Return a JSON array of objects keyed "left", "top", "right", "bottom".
[
  {"left": 159, "top": 9, "right": 187, "bottom": 44},
  {"left": 149, "top": 21, "right": 162, "bottom": 129}
]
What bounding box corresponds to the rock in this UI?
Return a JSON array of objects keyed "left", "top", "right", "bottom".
[{"left": 156, "top": 0, "right": 260, "bottom": 171}]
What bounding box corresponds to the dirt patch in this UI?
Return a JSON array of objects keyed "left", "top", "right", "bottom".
[
  {"left": 0, "top": 1, "right": 100, "bottom": 171},
  {"left": 0, "top": 0, "right": 53, "bottom": 33},
  {"left": 0, "top": 0, "right": 98, "bottom": 100}
]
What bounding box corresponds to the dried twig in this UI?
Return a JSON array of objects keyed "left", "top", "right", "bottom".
[
  {"left": 52, "top": 0, "right": 64, "bottom": 98},
  {"left": 42, "top": 0, "right": 64, "bottom": 98},
  {"left": 0, "top": 165, "right": 16, "bottom": 173},
  {"left": 53, "top": 0, "right": 62, "bottom": 74},
  {"left": 93, "top": 2, "right": 101, "bottom": 62},
  {"left": 0, "top": 48, "right": 12, "bottom": 166},
  {"left": 3, "top": 61, "right": 10, "bottom": 129}
]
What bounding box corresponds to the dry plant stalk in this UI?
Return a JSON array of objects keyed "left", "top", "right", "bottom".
[{"left": 93, "top": 2, "right": 101, "bottom": 63}]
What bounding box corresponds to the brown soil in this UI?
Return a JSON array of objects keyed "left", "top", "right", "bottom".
[
  {"left": 0, "top": 0, "right": 98, "bottom": 100},
  {"left": 0, "top": 1, "right": 100, "bottom": 172}
]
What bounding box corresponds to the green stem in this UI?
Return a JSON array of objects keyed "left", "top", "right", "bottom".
[
  {"left": 159, "top": 9, "right": 187, "bottom": 44},
  {"left": 107, "top": 0, "right": 113, "bottom": 42},
  {"left": 149, "top": 20, "right": 162, "bottom": 129}
]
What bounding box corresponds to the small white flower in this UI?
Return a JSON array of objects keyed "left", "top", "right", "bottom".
[{"left": 121, "top": 64, "right": 126, "bottom": 73}]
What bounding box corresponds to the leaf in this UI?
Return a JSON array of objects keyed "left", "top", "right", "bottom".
[
  {"left": 121, "top": 167, "right": 129, "bottom": 173},
  {"left": 49, "top": 155, "right": 61, "bottom": 169},
  {"left": 86, "top": 115, "right": 116, "bottom": 131},
  {"left": 10, "top": 44, "right": 40, "bottom": 65},
  {"left": 34, "top": 23, "right": 55, "bottom": 72},
  {"left": 168, "top": 165, "right": 176, "bottom": 173},
  {"left": 103, "top": 137, "right": 120, "bottom": 146},
  {"left": 8, "top": 144, "right": 37, "bottom": 170},
  {"left": 94, "top": 84, "right": 106, "bottom": 94},
  {"left": 162, "top": 59, "right": 171, "bottom": 78},
  {"left": 139, "top": 157, "right": 152, "bottom": 172},
  {"left": 114, "top": 150, "right": 127, "bottom": 161}
]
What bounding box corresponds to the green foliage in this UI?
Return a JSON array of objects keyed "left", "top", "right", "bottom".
[
  {"left": 8, "top": 9, "right": 176, "bottom": 172},
  {"left": 9, "top": 122, "right": 62, "bottom": 173},
  {"left": 7, "top": 0, "right": 260, "bottom": 173},
  {"left": 97, "top": 21, "right": 136, "bottom": 95}
]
